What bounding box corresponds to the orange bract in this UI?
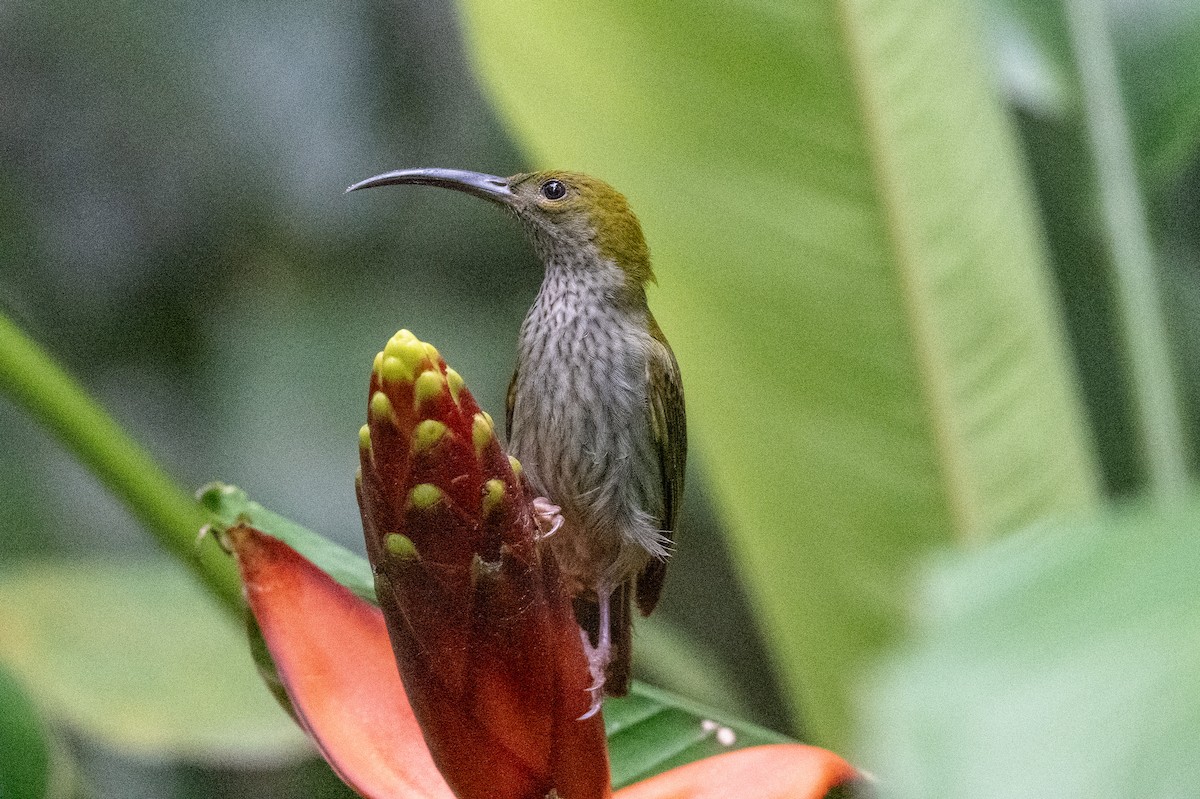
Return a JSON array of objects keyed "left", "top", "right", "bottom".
[
  {"left": 613, "top": 745, "right": 859, "bottom": 799},
  {"left": 229, "top": 525, "right": 453, "bottom": 799}
]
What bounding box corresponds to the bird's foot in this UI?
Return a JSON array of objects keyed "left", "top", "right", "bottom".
[
  {"left": 576, "top": 593, "right": 614, "bottom": 720},
  {"left": 577, "top": 627, "right": 607, "bottom": 720},
  {"left": 531, "top": 497, "right": 563, "bottom": 540}
]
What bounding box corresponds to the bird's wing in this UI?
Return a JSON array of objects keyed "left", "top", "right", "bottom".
[
  {"left": 505, "top": 366, "right": 518, "bottom": 442},
  {"left": 636, "top": 316, "right": 686, "bottom": 616}
]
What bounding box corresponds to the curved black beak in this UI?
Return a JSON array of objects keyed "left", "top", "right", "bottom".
[{"left": 344, "top": 168, "right": 514, "bottom": 205}]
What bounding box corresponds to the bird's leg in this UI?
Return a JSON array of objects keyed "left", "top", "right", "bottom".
[
  {"left": 531, "top": 497, "right": 563, "bottom": 539},
  {"left": 577, "top": 589, "right": 612, "bottom": 720},
  {"left": 595, "top": 592, "right": 612, "bottom": 670}
]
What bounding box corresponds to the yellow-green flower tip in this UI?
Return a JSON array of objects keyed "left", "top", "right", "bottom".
[
  {"left": 445, "top": 368, "right": 465, "bottom": 403},
  {"left": 472, "top": 412, "right": 494, "bottom": 454},
  {"left": 408, "top": 483, "right": 443, "bottom": 510},
  {"left": 481, "top": 478, "right": 506, "bottom": 517},
  {"left": 385, "top": 533, "right": 419, "bottom": 560},
  {"left": 412, "top": 419, "right": 448, "bottom": 453},
  {"left": 507, "top": 455, "right": 523, "bottom": 477},
  {"left": 380, "top": 355, "right": 411, "bottom": 384},
  {"left": 413, "top": 369, "right": 445, "bottom": 407},
  {"left": 482, "top": 410, "right": 495, "bottom": 429},
  {"left": 389, "top": 329, "right": 418, "bottom": 346},
  {"left": 358, "top": 424, "right": 372, "bottom": 452},
  {"left": 369, "top": 390, "right": 394, "bottom": 423},
  {"left": 421, "top": 342, "right": 440, "bottom": 364},
  {"left": 372, "top": 351, "right": 384, "bottom": 377},
  {"left": 383, "top": 334, "right": 426, "bottom": 381}
]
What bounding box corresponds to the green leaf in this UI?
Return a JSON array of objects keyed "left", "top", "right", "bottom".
[
  {"left": 199, "top": 482, "right": 376, "bottom": 602},
  {"left": 1119, "top": 3, "right": 1200, "bottom": 182},
  {"left": 456, "top": 0, "right": 1099, "bottom": 747},
  {"left": 1057, "top": 0, "right": 1188, "bottom": 500},
  {"left": 0, "top": 560, "right": 308, "bottom": 764},
  {"left": 995, "top": 1, "right": 1193, "bottom": 496},
  {"left": 858, "top": 492, "right": 1200, "bottom": 796},
  {"left": 632, "top": 617, "right": 751, "bottom": 720},
  {"left": 607, "top": 682, "right": 790, "bottom": 789},
  {"left": 992, "top": 0, "right": 1188, "bottom": 498},
  {"left": 0, "top": 662, "right": 51, "bottom": 799},
  {"left": 989, "top": 0, "right": 1200, "bottom": 182}
]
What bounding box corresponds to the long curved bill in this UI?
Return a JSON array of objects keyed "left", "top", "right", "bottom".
[{"left": 345, "top": 168, "right": 515, "bottom": 205}]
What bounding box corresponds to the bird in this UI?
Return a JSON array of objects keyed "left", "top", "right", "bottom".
[{"left": 346, "top": 168, "right": 686, "bottom": 708}]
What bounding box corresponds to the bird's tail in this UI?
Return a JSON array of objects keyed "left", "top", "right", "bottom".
[{"left": 606, "top": 582, "right": 633, "bottom": 696}]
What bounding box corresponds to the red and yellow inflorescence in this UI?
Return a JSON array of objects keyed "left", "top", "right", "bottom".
[{"left": 355, "top": 329, "right": 609, "bottom": 799}]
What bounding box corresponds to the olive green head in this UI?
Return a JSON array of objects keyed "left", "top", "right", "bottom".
[{"left": 347, "top": 168, "right": 654, "bottom": 287}]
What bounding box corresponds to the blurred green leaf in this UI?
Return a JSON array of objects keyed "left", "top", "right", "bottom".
[
  {"left": 996, "top": 0, "right": 1189, "bottom": 497},
  {"left": 606, "top": 683, "right": 790, "bottom": 789},
  {"left": 1009, "top": 109, "right": 1142, "bottom": 494},
  {"left": 859, "top": 492, "right": 1200, "bottom": 796},
  {"left": 0, "top": 662, "right": 51, "bottom": 799},
  {"left": 980, "top": 0, "right": 1074, "bottom": 116},
  {"left": 0, "top": 560, "right": 308, "bottom": 765},
  {"left": 632, "top": 617, "right": 750, "bottom": 721},
  {"left": 1115, "top": 2, "right": 1200, "bottom": 182},
  {"left": 988, "top": 0, "right": 1200, "bottom": 181},
  {"left": 1057, "top": 0, "right": 1188, "bottom": 500},
  {"left": 458, "top": 0, "right": 1099, "bottom": 747}
]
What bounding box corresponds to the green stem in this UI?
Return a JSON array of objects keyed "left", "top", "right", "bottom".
[
  {"left": 1062, "top": 0, "right": 1189, "bottom": 501},
  {"left": 0, "top": 313, "right": 242, "bottom": 611}
]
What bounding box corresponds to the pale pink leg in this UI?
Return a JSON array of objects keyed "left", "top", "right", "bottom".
[
  {"left": 577, "top": 588, "right": 613, "bottom": 720},
  {"left": 595, "top": 593, "right": 612, "bottom": 667}
]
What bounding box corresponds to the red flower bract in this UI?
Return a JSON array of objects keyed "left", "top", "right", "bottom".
[{"left": 354, "top": 330, "right": 609, "bottom": 799}]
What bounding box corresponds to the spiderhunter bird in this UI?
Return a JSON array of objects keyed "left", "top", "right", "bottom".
[{"left": 346, "top": 168, "right": 687, "bottom": 710}]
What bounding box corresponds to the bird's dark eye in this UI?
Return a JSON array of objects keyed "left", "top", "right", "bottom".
[{"left": 540, "top": 179, "right": 567, "bottom": 200}]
